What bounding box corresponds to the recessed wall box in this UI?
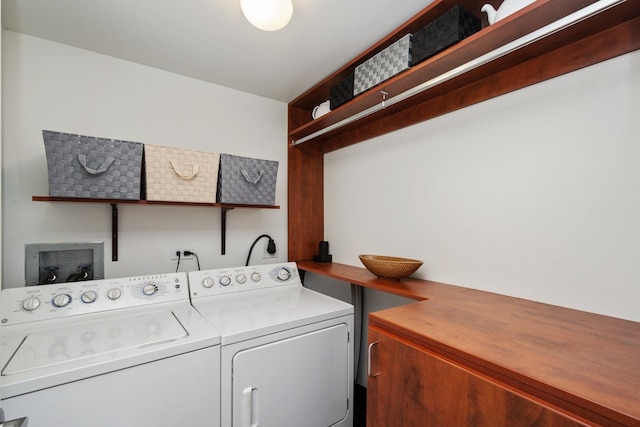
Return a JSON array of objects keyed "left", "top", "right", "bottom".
[{"left": 25, "top": 242, "right": 104, "bottom": 286}]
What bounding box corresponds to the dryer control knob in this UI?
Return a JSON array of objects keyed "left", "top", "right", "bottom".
[
  {"left": 52, "top": 293, "right": 72, "bottom": 308},
  {"left": 107, "top": 288, "right": 122, "bottom": 300},
  {"left": 81, "top": 291, "right": 97, "bottom": 304},
  {"left": 21, "top": 296, "right": 41, "bottom": 312},
  {"left": 236, "top": 274, "right": 247, "bottom": 284},
  {"left": 219, "top": 275, "right": 232, "bottom": 286},
  {"left": 143, "top": 283, "right": 159, "bottom": 296},
  {"left": 277, "top": 268, "right": 291, "bottom": 281},
  {"left": 251, "top": 272, "right": 261, "bottom": 282},
  {"left": 202, "top": 277, "right": 215, "bottom": 288}
]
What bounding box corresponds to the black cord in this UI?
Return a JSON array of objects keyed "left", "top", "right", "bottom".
[
  {"left": 184, "top": 251, "right": 201, "bottom": 271},
  {"left": 245, "top": 234, "right": 276, "bottom": 266},
  {"left": 175, "top": 251, "right": 181, "bottom": 272}
]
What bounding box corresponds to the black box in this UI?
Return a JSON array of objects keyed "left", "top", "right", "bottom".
[
  {"left": 412, "top": 5, "right": 481, "bottom": 65},
  {"left": 330, "top": 74, "right": 354, "bottom": 110}
]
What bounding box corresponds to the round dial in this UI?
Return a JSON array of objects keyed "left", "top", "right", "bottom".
[
  {"left": 52, "top": 293, "right": 72, "bottom": 308},
  {"left": 251, "top": 272, "right": 261, "bottom": 282},
  {"left": 107, "top": 288, "right": 122, "bottom": 301},
  {"left": 81, "top": 291, "right": 97, "bottom": 304},
  {"left": 219, "top": 275, "right": 232, "bottom": 286},
  {"left": 143, "top": 283, "right": 159, "bottom": 296},
  {"left": 202, "top": 277, "right": 215, "bottom": 288},
  {"left": 21, "top": 296, "right": 41, "bottom": 312},
  {"left": 236, "top": 274, "right": 247, "bottom": 284},
  {"left": 277, "top": 268, "right": 291, "bottom": 281}
]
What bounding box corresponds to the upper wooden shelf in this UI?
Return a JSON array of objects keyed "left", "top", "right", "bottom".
[{"left": 287, "top": 0, "right": 640, "bottom": 152}]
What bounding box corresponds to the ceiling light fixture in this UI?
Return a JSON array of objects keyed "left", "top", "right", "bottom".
[{"left": 240, "top": 0, "right": 293, "bottom": 31}]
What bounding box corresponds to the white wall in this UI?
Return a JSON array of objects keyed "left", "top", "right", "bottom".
[
  {"left": 1, "top": 31, "right": 288, "bottom": 287},
  {"left": 319, "top": 49, "right": 640, "bottom": 323}
]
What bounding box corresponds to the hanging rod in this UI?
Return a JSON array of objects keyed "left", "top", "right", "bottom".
[{"left": 291, "top": 0, "right": 626, "bottom": 146}]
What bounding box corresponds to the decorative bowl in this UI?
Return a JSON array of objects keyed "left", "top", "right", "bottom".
[{"left": 359, "top": 255, "right": 423, "bottom": 280}]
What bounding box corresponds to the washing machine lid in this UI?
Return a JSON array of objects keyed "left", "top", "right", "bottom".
[
  {"left": 3, "top": 310, "right": 186, "bottom": 375},
  {"left": 191, "top": 285, "right": 353, "bottom": 345}
]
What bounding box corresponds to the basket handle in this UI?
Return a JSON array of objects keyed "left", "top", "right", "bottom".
[
  {"left": 77, "top": 155, "right": 115, "bottom": 175},
  {"left": 170, "top": 160, "right": 199, "bottom": 180},
  {"left": 241, "top": 170, "right": 263, "bottom": 184}
]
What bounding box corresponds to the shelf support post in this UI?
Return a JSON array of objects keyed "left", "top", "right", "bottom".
[
  {"left": 221, "top": 207, "right": 234, "bottom": 255},
  {"left": 111, "top": 204, "right": 118, "bottom": 262}
]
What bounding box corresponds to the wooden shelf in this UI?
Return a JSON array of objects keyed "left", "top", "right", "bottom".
[
  {"left": 33, "top": 196, "right": 280, "bottom": 261},
  {"left": 32, "top": 196, "right": 280, "bottom": 210},
  {"left": 287, "top": 0, "right": 640, "bottom": 262},
  {"left": 297, "top": 261, "right": 466, "bottom": 301}
]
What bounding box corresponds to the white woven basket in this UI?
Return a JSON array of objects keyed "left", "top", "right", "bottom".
[{"left": 144, "top": 144, "right": 220, "bottom": 203}]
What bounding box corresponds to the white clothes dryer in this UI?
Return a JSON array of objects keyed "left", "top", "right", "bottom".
[
  {"left": 0, "top": 273, "right": 221, "bottom": 427},
  {"left": 189, "top": 262, "right": 354, "bottom": 427}
]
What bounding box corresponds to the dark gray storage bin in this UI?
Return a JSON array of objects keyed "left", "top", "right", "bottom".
[
  {"left": 330, "top": 74, "right": 355, "bottom": 110},
  {"left": 412, "top": 5, "right": 481, "bottom": 65}
]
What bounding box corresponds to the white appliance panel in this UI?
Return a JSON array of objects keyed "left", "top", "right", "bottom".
[
  {"left": 231, "top": 323, "right": 350, "bottom": 427},
  {"left": 1, "top": 346, "right": 221, "bottom": 427}
]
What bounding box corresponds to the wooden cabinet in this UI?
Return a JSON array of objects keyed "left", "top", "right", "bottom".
[
  {"left": 367, "top": 326, "right": 590, "bottom": 427},
  {"left": 367, "top": 328, "right": 588, "bottom": 427},
  {"left": 287, "top": 0, "right": 640, "bottom": 262},
  {"left": 299, "top": 263, "right": 640, "bottom": 426}
]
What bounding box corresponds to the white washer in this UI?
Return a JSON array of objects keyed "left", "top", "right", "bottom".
[
  {"left": 189, "top": 262, "right": 354, "bottom": 427},
  {"left": 0, "top": 273, "right": 221, "bottom": 427}
]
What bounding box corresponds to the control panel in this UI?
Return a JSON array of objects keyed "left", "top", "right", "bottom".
[
  {"left": 1, "top": 272, "right": 189, "bottom": 325},
  {"left": 188, "top": 262, "right": 300, "bottom": 299}
]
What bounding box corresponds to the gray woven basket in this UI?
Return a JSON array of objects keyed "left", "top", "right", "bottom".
[
  {"left": 217, "top": 154, "right": 278, "bottom": 205},
  {"left": 43, "top": 130, "right": 143, "bottom": 200}
]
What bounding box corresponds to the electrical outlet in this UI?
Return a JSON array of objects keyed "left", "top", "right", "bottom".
[
  {"left": 262, "top": 239, "right": 278, "bottom": 259},
  {"left": 170, "top": 248, "right": 194, "bottom": 260}
]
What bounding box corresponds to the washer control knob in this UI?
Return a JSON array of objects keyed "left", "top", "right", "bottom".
[
  {"left": 21, "top": 296, "right": 41, "bottom": 312},
  {"left": 107, "top": 288, "right": 122, "bottom": 301},
  {"left": 143, "top": 283, "right": 159, "bottom": 296},
  {"left": 52, "top": 293, "right": 72, "bottom": 308},
  {"left": 236, "top": 274, "right": 247, "bottom": 284},
  {"left": 81, "top": 291, "right": 97, "bottom": 304},
  {"left": 219, "top": 275, "right": 232, "bottom": 287},
  {"left": 277, "top": 268, "right": 291, "bottom": 281},
  {"left": 251, "top": 272, "right": 261, "bottom": 282},
  {"left": 202, "top": 277, "right": 215, "bottom": 288}
]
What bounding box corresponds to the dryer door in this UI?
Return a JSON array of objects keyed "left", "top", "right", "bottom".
[{"left": 232, "top": 323, "right": 350, "bottom": 427}]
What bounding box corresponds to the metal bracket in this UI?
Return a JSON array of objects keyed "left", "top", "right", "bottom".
[
  {"left": 221, "top": 207, "right": 235, "bottom": 255},
  {"left": 111, "top": 204, "right": 118, "bottom": 262},
  {"left": 380, "top": 90, "right": 389, "bottom": 108}
]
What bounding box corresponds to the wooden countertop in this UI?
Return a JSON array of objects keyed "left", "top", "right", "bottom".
[
  {"left": 298, "top": 261, "right": 640, "bottom": 426},
  {"left": 297, "top": 260, "right": 465, "bottom": 301}
]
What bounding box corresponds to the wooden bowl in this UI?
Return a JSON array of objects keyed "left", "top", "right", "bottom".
[{"left": 359, "top": 255, "right": 423, "bottom": 280}]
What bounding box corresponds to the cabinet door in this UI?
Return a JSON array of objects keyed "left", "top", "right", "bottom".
[{"left": 367, "top": 328, "right": 588, "bottom": 427}]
